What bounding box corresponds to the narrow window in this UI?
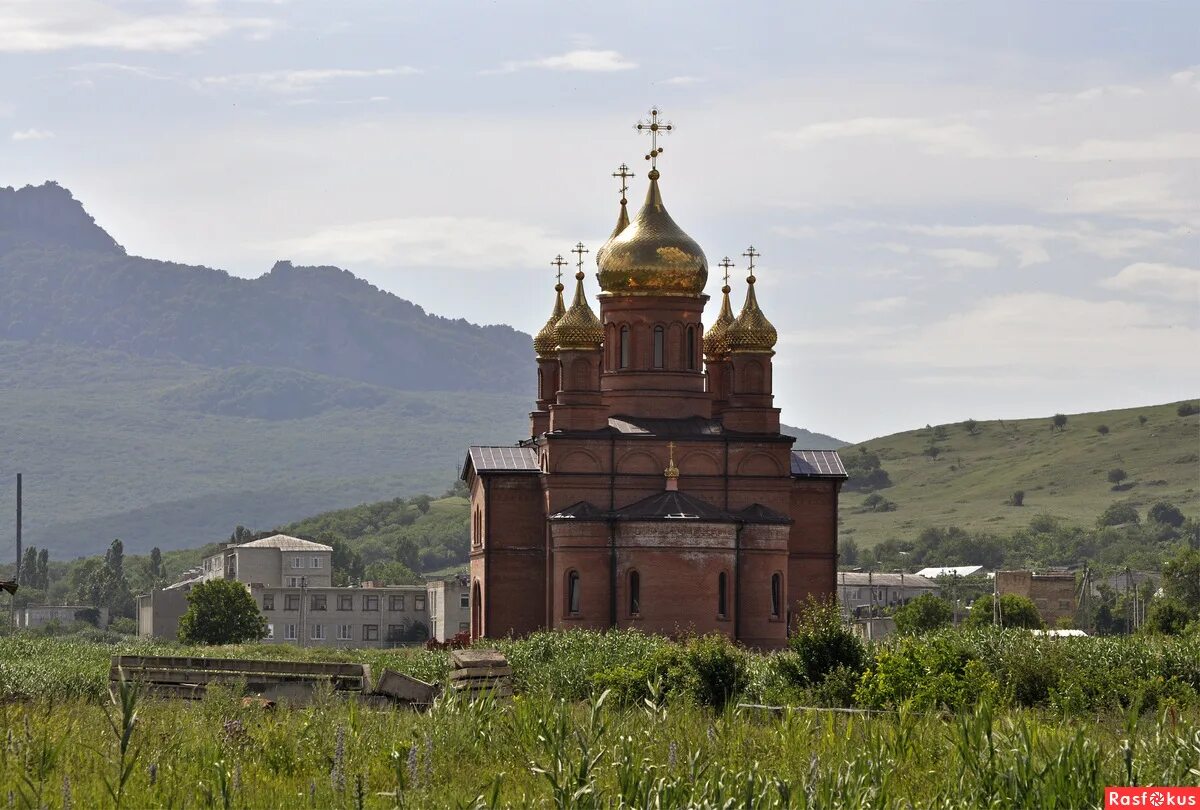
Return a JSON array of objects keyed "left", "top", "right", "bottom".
[
  {"left": 415, "top": 596, "right": 426, "bottom": 611},
  {"left": 629, "top": 570, "right": 641, "bottom": 616},
  {"left": 567, "top": 570, "right": 581, "bottom": 615},
  {"left": 653, "top": 326, "right": 665, "bottom": 368},
  {"left": 619, "top": 325, "right": 630, "bottom": 369},
  {"left": 686, "top": 326, "right": 696, "bottom": 370},
  {"left": 472, "top": 581, "right": 482, "bottom": 637},
  {"left": 771, "top": 573, "right": 783, "bottom": 618},
  {"left": 265, "top": 624, "right": 274, "bottom": 640},
  {"left": 718, "top": 572, "right": 728, "bottom": 618}
]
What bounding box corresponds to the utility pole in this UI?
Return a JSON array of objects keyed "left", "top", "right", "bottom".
[
  {"left": 10, "top": 474, "right": 20, "bottom": 629},
  {"left": 300, "top": 575, "right": 307, "bottom": 649}
]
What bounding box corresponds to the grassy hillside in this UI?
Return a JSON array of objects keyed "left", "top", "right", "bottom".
[
  {"left": 839, "top": 400, "right": 1200, "bottom": 549},
  {"left": 0, "top": 340, "right": 528, "bottom": 558}
]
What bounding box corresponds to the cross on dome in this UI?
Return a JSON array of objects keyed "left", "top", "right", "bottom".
[
  {"left": 551, "top": 254, "right": 568, "bottom": 285},
  {"left": 571, "top": 242, "right": 589, "bottom": 276},
  {"left": 718, "top": 257, "right": 735, "bottom": 287},
  {"left": 742, "top": 246, "right": 760, "bottom": 278},
  {"left": 612, "top": 163, "right": 635, "bottom": 205},
  {"left": 636, "top": 108, "right": 673, "bottom": 172}
]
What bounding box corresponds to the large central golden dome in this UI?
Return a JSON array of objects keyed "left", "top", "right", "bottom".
[{"left": 597, "top": 170, "right": 707, "bottom": 296}]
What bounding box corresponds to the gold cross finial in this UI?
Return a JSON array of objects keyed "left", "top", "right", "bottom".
[
  {"left": 664, "top": 441, "right": 679, "bottom": 479},
  {"left": 636, "top": 108, "right": 673, "bottom": 171},
  {"left": 571, "top": 242, "right": 589, "bottom": 277},
  {"left": 718, "top": 257, "right": 735, "bottom": 287},
  {"left": 612, "top": 163, "right": 635, "bottom": 204},
  {"left": 742, "top": 246, "right": 760, "bottom": 281},
  {"left": 551, "top": 255, "right": 567, "bottom": 285}
]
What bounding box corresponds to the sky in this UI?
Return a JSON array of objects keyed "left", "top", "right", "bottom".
[{"left": 2, "top": 0, "right": 1197, "bottom": 442}]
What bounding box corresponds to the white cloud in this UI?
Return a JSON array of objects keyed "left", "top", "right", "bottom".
[
  {"left": 11, "top": 128, "right": 54, "bottom": 141},
  {"left": 1022, "top": 132, "right": 1200, "bottom": 162},
  {"left": 774, "top": 116, "right": 996, "bottom": 158},
  {"left": 0, "top": 1, "right": 274, "bottom": 52},
  {"left": 1054, "top": 173, "right": 1199, "bottom": 226},
  {"left": 925, "top": 247, "right": 1000, "bottom": 270},
  {"left": 267, "top": 216, "right": 564, "bottom": 270},
  {"left": 484, "top": 49, "right": 637, "bottom": 75},
  {"left": 662, "top": 76, "right": 703, "bottom": 85},
  {"left": 200, "top": 67, "right": 419, "bottom": 94},
  {"left": 1100, "top": 262, "right": 1200, "bottom": 300},
  {"left": 856, "top": 296, "right": 909, "bottom": 314}
]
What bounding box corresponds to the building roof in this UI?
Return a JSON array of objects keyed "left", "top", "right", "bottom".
[
  {"left": 237, "top": 534, "right": 332, "bottom": 552},
  {"left": 549, "top": 501, "right": 609, "bottom": 520},
  {"left": 837, "top": 572, "right": 937, "bottom": 588},
  {"left": 915, "top": 565, "right": 986, "bottom": 578},
  {"left": 463, "top": 445, "right": 540, "bottom": 476},
  {"left": 790, "top": 450, "right": 847, "bottom": 478},
  {"left": 736, "top": 503, "right": 793, "bottom": 524}
]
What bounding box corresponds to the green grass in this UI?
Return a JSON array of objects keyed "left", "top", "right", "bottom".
[
  {"left": 0, "top": 340, "right": 528, "bottom": 558},
  {"left": 840, "top": 400, "right": 1200, "bottom": 548}
]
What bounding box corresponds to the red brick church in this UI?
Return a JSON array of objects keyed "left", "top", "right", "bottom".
[{"left": 462, "top": 112, "right": 845, "bottom": 648}]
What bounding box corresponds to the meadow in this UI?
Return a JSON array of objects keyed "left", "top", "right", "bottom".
[{"left": 1, "top": 629, "right": 1198, "bottom": 807}]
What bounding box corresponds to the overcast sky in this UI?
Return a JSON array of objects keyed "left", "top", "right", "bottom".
[{"left": 3, "top": 0, "right": 1197, "bottom": 441}]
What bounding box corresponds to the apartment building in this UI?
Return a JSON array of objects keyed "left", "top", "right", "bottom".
[{"left": 139, "top": 534, "right": 466, "bottom": 645}]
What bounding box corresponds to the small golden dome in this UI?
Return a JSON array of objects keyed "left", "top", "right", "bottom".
[
  {"left": 704, "top": 281, "right": 736, "bottom": 359},
  {"left": 594, "top": 200, "right": 630, "bottom": 268},
  {"left": 597, "top": 170, "right": 708, "bottom": 296},
  {"left": 554, "top": 271, "right": 604, "bottom": 350},
  {"left": 533, "top": 281, "right": 566, "bottom": 357},
  {"left": 727, "top": 273, "right": 777, "bottom": 353}
]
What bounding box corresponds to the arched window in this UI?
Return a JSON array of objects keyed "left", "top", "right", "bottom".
[
  {"left": 619, "top": 325, "right": 630, "bottom": 369},
  {"left": 717, "top": 572, "right": 728, "bottom": 618},
  {"left": 653, "top": 326, "right": 665, "bottom": 368},
  {"left": 686, "top": 326, "right": 696, "bottom": 370},
  {"left": 567, "top": 570, "right": 581, "bottom": 615},
  {"left": 771, "top": 573, "right": 783, "bottom": 618},
  {"left": 472, "top": 581, "right": 482, "bottom": 638},
  {"left": 629, "top": 570, "right": 641, "bottom": 616}
]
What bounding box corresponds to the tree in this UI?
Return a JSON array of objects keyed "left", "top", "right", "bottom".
[
  {"left": 178, "top": 579, "right": 267, "bottom": 645},
  {"left": 1106, "top": 468, "right": 1128, "bottom": 488},
  {"left": 964, "top": 594, "right": 1044, "bottom": 629},
  {"left": 962, "top": 418, "right": 978, "bottom": 435},
  {"left": 35, "top": 548, "right": 48, "bottom": 590},
  {"left": 893, "top": 594, "right": 953, "bottom": 635},
  {"left": 784, "top": 596, "right": 867, "bottom": 685},
  {"left": 840, "top": 538, "right": 859, "bottom": 567},
  {"left": 1144, "top": 598, "right": 1193, "bottom": 636},
  {"left": 19, "top": 547, "right": 38, "bottom": 587},
  {"left": 329, "top": 539, "right": 364, "bottom": 585},
  {"left": 1009, "top": 490, "right": 1025, "bottom": 507},
  {"left": 1162, "top": 547, "right": 1200, "bottom": 613},
  {"left": 149, "top": 547, "right": 164, "bottom": 581},
  {"left": 1096, "top": 424, "right": 1109, "bottom": 435},
  {"left": 363, "top": 561, "right": 421, "bottom": 585},
  {"left": 411, "top": 495, "right": 432, "bottom": 514},
  {"left": 1052, "top": 413, "right": 1068, "bottom": 432},
  {"left": 1138, "top": 415, "right": 1148, "bottom": 426},
  {"left": 1148, "top": 501, "right": 1185, "bottom": 528},
  {"left": 1178, "top": 402, "right": 1200, "bottom": 417},
  {"left": 1097, "top": 502, "right": 1139, "bottom": 527}
]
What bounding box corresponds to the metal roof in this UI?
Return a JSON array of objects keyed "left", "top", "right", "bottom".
[
  {"left": 465, "top": 445, "right": 540, "bottom": 474},
  {"left": 836, "top": 572, "right": 937, "bottom": 588},
  {"left": 237, "top": 534, "right": 332, "bottom": 552},
  {"left": 915, "top": 565, "right": 986, "bottom": 578},
  {"left": 790, "top": 449, "right": 847, "bottom": 478}
]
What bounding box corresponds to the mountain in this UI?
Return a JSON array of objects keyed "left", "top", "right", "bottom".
[
  {"left": 780, "top": 423, "right": 847, "bottom": 450},
  {"left": 0, "top": 182, "right": 532, "bottom": 395},
  {"left": 838, "top": 400, "right": 1200, "bottom": 550}
]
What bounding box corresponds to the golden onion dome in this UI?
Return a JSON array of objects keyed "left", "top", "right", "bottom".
[
  {"left": 532, "top": 281, "right": 566, "bottom": 357},
  {"left": 703, "top": 281, "right": 736, "bottom": 359},
  {"left": 554, "top": 271, "right": 604, "bottom": 350},
  {"left": 727, "top": 273, "right": 778, "bottom": 353},
  {"left": 596, "top": 170, "right": 707, "bottom": 296},
  {"left": 594, "top": 200, "right": 630, "bottom": 268}
]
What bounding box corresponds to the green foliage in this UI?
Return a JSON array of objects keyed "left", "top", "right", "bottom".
[
  {"left": 840, "top": 537, "right": 859, "bottom": 566},
  {"left": 1148, "top": 501, "right": 1186, "bottom": 528},
  {"left": 856, "top": 632, "right": 999, "bottom": 710},
  {"left": 1107, "top": 467, "right": 1128, "bottom": 486},
  {"left": 962, "top": 418, "right": 978, "bottom": 435},
  {"left": 842, "top": 447, "right": 893, "bottom": 492},
  {"left": 894, "top": 594, "right": 953, "bottom": 635},
  {"left": 1163, "top": 547, "right": 1200, "bottom": 612},
  {"left": 363, "top": 561, "right": 421, "bottom": 586},
  {"left": 1052, "top": 413, "right": 1068, "bottom": 431},
  {"left": 965, "top": 594, "right": 1045, "bottom": 630},
  {"left": 1098, "top": 502, "right": 1140, "bottom": 527},
  {"left": 674, "top": 634, "right": 749, "bottom": 709},
  {"left": 1178, "top": 402, "right": 1200, "bottom": 417},
  {"left": 779, "top": 596, "right": 867, "bottom": 688},
  {"left": 1097, "top": 424, "right": 1110, "bottom": 435},
  {"left": 1144, "top": 598, "right": 1194, "bottom": 636},
  {"left": 177, "top": 579, "right": 268, "bottom": 645},
  {"left": 860, "top": 493, "right": 896, "bottom": 512},
  {"left": 1009, "top": 490, "right": 1025, "bottom": 507}
]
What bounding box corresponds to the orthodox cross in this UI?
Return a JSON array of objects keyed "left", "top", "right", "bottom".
[
  {"left": 664, "top": 441, "right": 680, "bottom": 479},
  {"left": 571, "top": 242, "right": 589, "bottom": 274},
  {"left": 636, "top": 108, "right": 673, "bottom": 170},
  {"left": 718, "top": 257, "right": 735, "bottom": 286},
  {"left": 612, "top": 163, "right": 634, "bottom": 204},
  {"left": 551, "top": 254, "right": 568, "bottom": 284},
  {"left": 742, "top": 246, "right": 760, "bottom": 275}
]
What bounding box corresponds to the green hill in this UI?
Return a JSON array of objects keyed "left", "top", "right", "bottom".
[{"left": 839, "top": 400, "right": 1200, "bottom": 550}]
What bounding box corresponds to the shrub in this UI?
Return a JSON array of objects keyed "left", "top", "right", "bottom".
[
  {"left": 1106, "top": 468, "right": 1128, "bottom": 486},
  {"left": 855, "top": 631, "right": 998, "bottom": 711},
  {"left": 1144, "top": 598, "right": 1193, "bottom": 636},
  {"left": 678, "top": 633, "right": 749, "bottom": 709},
  {"left": 962, "top": 418, "right": 978, "bottom": 435},
  {"left": 780, "top": 596, "right": 866, "bottom": 687},
  {"left": 1096, "top": 424, "right": 1109, "bottom": 435},
  {"left": 1178, "top": 402, "right": 1200, "bottom": 417},
  {"left": 109, "top": 617, "right": 137, "bottom": 635},
  {"left": 862, "top": 493, "right": 897, "bottom": 512},
  {"left": 1052, "top": 413, "right": 1068, "bottom": 431},
  {"left": 894, "top": 594, "right": 953, "bottom": 635},
  {"left": 1097, "top": 502, "right": 1139, "bottom": 527},
  {"left": 1148, "top": 501, "right": 1186, "bottom": 528},
  {"left": 177, "top": 579, "right": 268, "bottom": 644},
  {"left": 1009, "top": 490, "right": 1025, "bottom": 507},
  {"left": 964, "top": 594, "right": 1044, "bottom": 630}
]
